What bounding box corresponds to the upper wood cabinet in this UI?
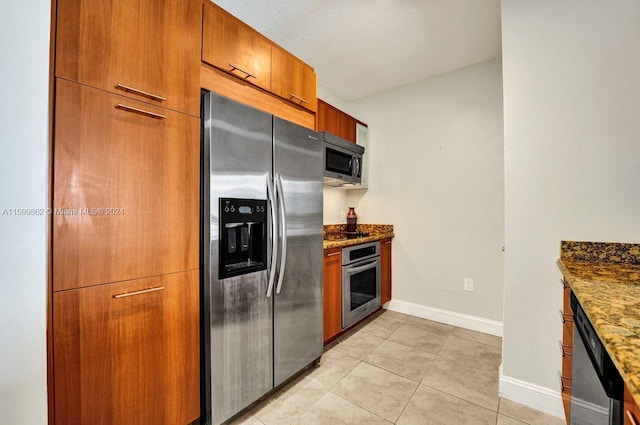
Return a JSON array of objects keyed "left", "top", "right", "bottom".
[
  {"left": 53, "top": 270, "right": 200, "bottom": 425},
  {"left": 317, "top": 99, "right": 365, "bottom": 143},
  {"left": 271, "top": 45, "right": 317, "bottom": 113},
  {"left": 202, "top": 2, "right": 272, "bottom": 92},
  {"left": 55, "top": 0, "right": 201, "bottom": 116},
  {"left": 53, "top": 79, "right": 199, "bottom": 291}
]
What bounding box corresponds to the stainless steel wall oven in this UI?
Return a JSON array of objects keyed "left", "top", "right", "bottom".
[{"left": 342, "top": 241, "right": 380, "bottom": 329}]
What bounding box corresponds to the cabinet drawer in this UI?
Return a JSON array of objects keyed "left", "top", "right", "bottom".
[
  {"left": 53, "top": 270, "right": 200, "bottom": 425},
  {"left": 53, "top": 79, "right": 199, "bottom": 290}
]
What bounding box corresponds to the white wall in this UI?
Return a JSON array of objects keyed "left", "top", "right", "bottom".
[
  {"left": 345, "top": 60, "right": 505, "bottom": 323},
  {"left": 0, "top": 1, "right": 51, "bottom": 424},
  {"left": 501, "top": 0, "right": 640, "bottom": 416}
]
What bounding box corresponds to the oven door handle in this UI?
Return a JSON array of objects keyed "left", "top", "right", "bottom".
[{"left": 345, "top": 259, "right": 379, "bottom": 275}]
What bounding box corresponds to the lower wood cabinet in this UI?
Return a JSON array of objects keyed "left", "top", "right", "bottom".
[
  {"left": 380, "top": 238, "right": 392, "bottom": 305},
  {"left": 323, "top": 247, "right": 342, "bottom": 343},
  {"left": 52, "top": 270, "right": 200, "bottom": 425},
  {"left": 560, "top": 277, "right": 573, "bottom": 424},
  {"left": 624, "top": 382, "right": 640, "bottom": 425}
]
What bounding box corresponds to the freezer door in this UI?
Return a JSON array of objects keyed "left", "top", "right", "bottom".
[
  {"left": 202, "top": 92, "right": 274, "bottom": 425},
  {"left": 273, "top": 117, "right": 324, "bottom": 387}
]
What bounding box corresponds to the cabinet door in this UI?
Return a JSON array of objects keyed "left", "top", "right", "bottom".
[
  {"left": 380, "top": 238, "right": 392, "bottom": 305},
  {"left": 53, "top": 270, "right": 200, "bottom": 425},
  {"left": 56, "top": 0, "right": 201, "bottom": 116},
  {"left": 561, "top": 279, "right": 573, "bottom": 424},
  {"left": 272, "top": 46, "right": 317, "bottom": 112},
  {"left": 624, "top": 382, "right": 640, "bottom": 425},
  {"left": 202, "top": 2, "right": 272, "bottom": 91},
  {"left": 324, "top": 247, "right": 342, "bottom": 343},
  {"left": 317, "top": 99, "right": 339, "bottom": 135},
  {"left": 53, "top": 79, "right": 199, "bottom": 291},
  {"left": 338, "top": 113, "right": 357, "bottom": 143}
]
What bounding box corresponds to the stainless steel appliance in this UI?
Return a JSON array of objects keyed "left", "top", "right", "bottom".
[
  {"left": 201, "top": 92, "right": 324, "bottom": 425},
  {"left": 342, "top": 241, "right": 381, "bottom": 329},
  {"left": 570, "top": 292, "right": 623, "bottom": 425},
  {"left": 322, "top": 131, "right": 364, "bottom": 187}
]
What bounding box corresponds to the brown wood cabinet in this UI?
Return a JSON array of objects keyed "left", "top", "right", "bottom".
[
  {"left": 202, "top": 2, "right": 272, "bottom": 92},
  {"left": 317, "top": 99, "right": 365, "bottom": 143},
  {"left": 200, "top": 65, "right": 315, "bottom": 130},
  {"left": 52, "top": 79, "right": 199, "bottom": 291},
  {"left": 624, "top": 382, "right": 640, "bottom": 425},
  {"left": 560, "top": 278, "right": 574, "bottom": 424},
  {"left": 271, "top": 45, "right": 317, "bottom": 113},
  {"left": 380, "top": 238, "right": 392, "bottom": 305},
  {"left": 323, "top": 247, "right": 343, "bottom": 343},
  {"left": 55, "top": 0, "right": 201, "bottom": 116},
  {"left": 53, "top": 270, "right": 200, "bottom": 425}
]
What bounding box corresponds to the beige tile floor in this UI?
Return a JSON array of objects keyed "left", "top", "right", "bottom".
[{"left": 228, "top": 310, "right": 564, "bottom": 425}]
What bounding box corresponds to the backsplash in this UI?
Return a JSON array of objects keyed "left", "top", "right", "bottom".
[{"left": 561, "top": 241, "right": 640, "bottom": 265}]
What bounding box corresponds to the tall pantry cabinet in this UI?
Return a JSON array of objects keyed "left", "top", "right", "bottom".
[{"left": 50, "top": 0, "right": 201, "bottom": 423}]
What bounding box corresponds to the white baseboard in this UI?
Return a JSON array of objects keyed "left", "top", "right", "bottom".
[
  {"left": 385, "top": 299, "right": 503, "bottom": 337},
  {"left": 498, "top": 365, "right": 565, "bottom": 419}
]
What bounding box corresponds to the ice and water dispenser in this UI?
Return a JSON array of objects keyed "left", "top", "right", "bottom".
[{"left": 218, "top": 198, "right": 267, "bottom": 279}]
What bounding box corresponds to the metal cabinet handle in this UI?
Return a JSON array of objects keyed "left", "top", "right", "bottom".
[
  {"left": 557, "top": 370, "right": 572, "bottom": 391},
  {"left": 275, "top": 174, "right": 287, "bottom": 295},
  {"left": 384, "top": 241, "right": 392, "bottom": 245},
  {"left": 559, "top": 309, "right": 573, "bottom": 323},
  {"left": 326, "top": 251, "right": 341, "bottom": 257},
  {"left": 558, "top": 340, "right": 572, "bottom": 357},
  {"left": 113, "top": 286, "right": 165, "bottom": 299},
  {"left": 266, "top": 173, "right": 278, "bottom": 298},
  {"left": 229, "top": 63, "right": 256, "bottom": 80},
  {"left": 560, "top": 278, "right": 569, "bottom": 289},
  {"left": 627, "top": 410, "right": 639, "bottom": 425},
  {"left": 288, "top": 93, "right": 308, "bottom": 105},
  {"left": 116, "top": 104, "right": 166, "bottom": 120},
  {"left": 115, "top": 83, "right": 166, "bottom": 102}
]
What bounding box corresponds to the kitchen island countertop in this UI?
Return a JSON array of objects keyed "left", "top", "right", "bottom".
[{"left": 557, "top": 241, "right": 640, "bottom": 406}]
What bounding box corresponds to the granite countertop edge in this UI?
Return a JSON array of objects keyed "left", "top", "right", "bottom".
[
  {"left": 557, "top": 256, "right": 640, "bottom": 406},
  {"left": 323, "top": 232, "right": 395, "bottom": 249}
]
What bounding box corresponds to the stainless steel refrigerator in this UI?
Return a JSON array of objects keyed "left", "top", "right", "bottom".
[{"left": 201, "top": 92, "right": 324, "bottom": 425}]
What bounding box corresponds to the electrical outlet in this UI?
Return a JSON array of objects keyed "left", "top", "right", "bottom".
[
  {"left": 339, "top": 210, "right": 346, "bottom": 223},
  {"left": 464, "top": 278, "right": 474, "bottom": 292}
]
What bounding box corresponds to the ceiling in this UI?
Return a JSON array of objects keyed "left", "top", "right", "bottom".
[{"left": 212, "top": 0, "right": 503, "bottom": 102}]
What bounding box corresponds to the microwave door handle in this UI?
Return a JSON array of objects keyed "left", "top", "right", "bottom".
[
  {"left": 346, "top": 259, "right": 378, "bottom": 275},
  {"left": 354, "top": 157, "right": 360, "bottom": 178},
  {"left": 266, "top": 173, "right": 277, "bottom": 298},
  {"left": 275, "top": 174, "right": 287, "bottom": 295}
]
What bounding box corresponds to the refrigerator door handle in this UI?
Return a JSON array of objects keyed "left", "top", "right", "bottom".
[
  {"left": 266, "top": 173, "right": 278, "bottom": 298},
  {"left": 275, "top": 173, "right": 287, "bottom": 295}
]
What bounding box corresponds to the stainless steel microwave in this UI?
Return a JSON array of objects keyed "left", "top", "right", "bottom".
[{"left": 322, "top": 131, "right": 364, "bottom": 187}]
